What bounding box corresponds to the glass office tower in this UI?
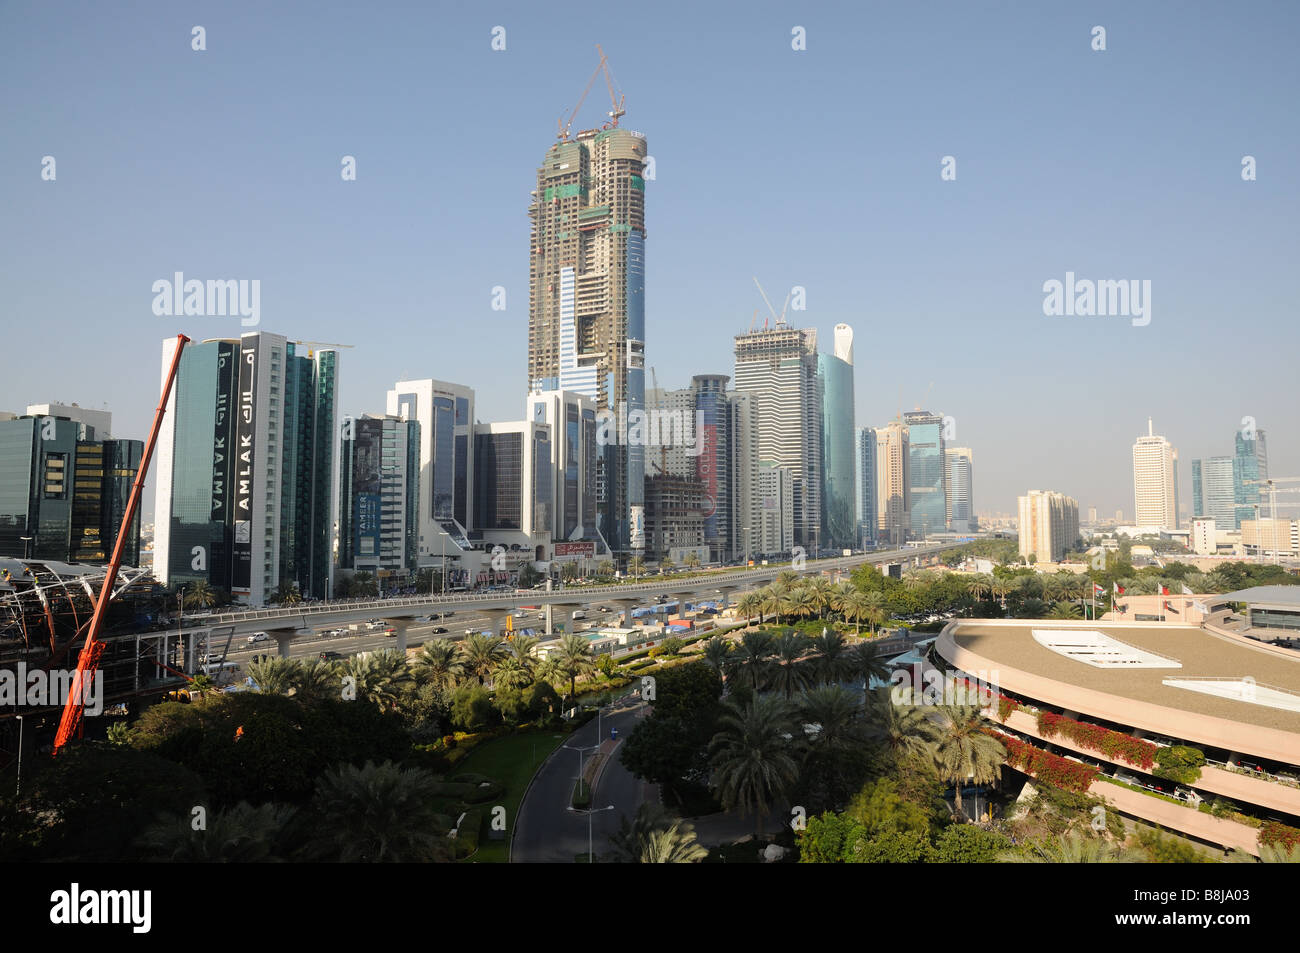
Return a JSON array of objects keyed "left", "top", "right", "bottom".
[
  {"left": 903, "top": 409, "right": 945, "bottom": 539},
  {"left": 818, "top": 327, "right": 856, "bottom": 550}
]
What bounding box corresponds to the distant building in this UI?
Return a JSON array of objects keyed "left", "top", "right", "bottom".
[
  {"left": 472, "top": 419, "right": 554, "bottom": 569},
  {"left": 338, "top": 415, "right": 421, "bottom": 579},
  {"left": 1242, "top": 518, "right": 1298, "bottom": 558},
  {"left": 857, "top": 427, "right": 878, "bottom": 546},
  {"left": 756, "top": 465, "right": 794, "bottom": 555},
  {"left": 1018, "top": 490, "right": 1080, "bottom": 563},
  {"left": 1132, "top": 419, "right": 1178, "bottom": 530},
  {"left": 904, "top": 410, "right": 945, "bottom": 539},
  {"left": 26, "top": 402, "right": 113, "bottom": 439},
  {"left": 1190, "top": 517, "right": 1217, "bottom": 556},
  {"left": 818, "top": 325, "right": 856, "bottom": 550},
  {"left": 0, "top": 415, "right": 142, "bottom": 565},
  {"left": 1233, "top": 429, "right": 1269, "bottom": 529},
  {"left": 1192, "top": 456, "right": 1236, "bottom": 527},
  {"left": 644, "top": 475, "right": 705, "bottom": 560},
  {"left": 944, "top": 447, "right": 975, "bottom": 533},
  {"left": 153, "top": 334, "right": 340, "bottom": 604},
  {"left": 875, "top": 422, "right": 910, "bottom": 545},
  {"left": 733, "top": 324, "right": 822, "bottom": 550},
  {"left": 526, "top": 389, "right": 608, "bottom": 559}
]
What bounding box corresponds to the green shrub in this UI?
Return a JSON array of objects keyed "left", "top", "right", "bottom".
[
  {"left": 450, "top": 685, "right": 496, "bottom": 731},
  {"left": 1152, "top": 745, "right": 1205, "bottom": 785}
]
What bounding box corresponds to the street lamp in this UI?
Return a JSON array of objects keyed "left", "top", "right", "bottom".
[
  {"left": 568, "top": 803, "right": 616, "bottom": 863},
  {"left": 14, "top": 715, "right": 23, "bottom": 798},
  {"left": 19, "top": 536, "right": 32, "bottom": 560}
]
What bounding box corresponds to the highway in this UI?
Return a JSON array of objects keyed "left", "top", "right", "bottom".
[{"left": 176, "top": 543, "right": 966, "bottom": 659}]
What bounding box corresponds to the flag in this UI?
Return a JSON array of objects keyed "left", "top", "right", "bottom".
[
  {"left": 1113, "top": 582, "right": 1125, "bottom": 595},
  {"left": 1181, "top": 583, "right": 1194, "bottom": 595},
  {"left": 1093, "top": 583, "right": 1105, "bottom": 596},
  {"left": 1164, "top": 601, "right": 1179, "bottom": 615},
  {"left": 1160, "top": 585, "right": 1170, "bottom": 596},
  {"left": 234, "top": 725, "right": 245, "bottom": 743}
]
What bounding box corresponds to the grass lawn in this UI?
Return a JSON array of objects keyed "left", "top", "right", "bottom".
[{"left": 454, "top": 729, "right": 566, "bottom": 863}]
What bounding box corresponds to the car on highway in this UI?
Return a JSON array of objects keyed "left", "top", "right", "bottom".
[
  {"left": 429, "top": 626, "right": 448, "bottom": 634},
  {"left": 319, "top": 651, "right": 344, "bottom": 661},
  {"left": 246, "top": 632, "right": 269, "bottom": 644}
]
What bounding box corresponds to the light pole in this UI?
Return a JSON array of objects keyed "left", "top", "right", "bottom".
[
  {"left": 14, "top": 715, "right": 23, "bottom": 798},
  {"left": 568, "top": 803, "right": 616, "bottom": 863},
  {"left": 19, "top": 536, "right": 32, "bottom": 560}
]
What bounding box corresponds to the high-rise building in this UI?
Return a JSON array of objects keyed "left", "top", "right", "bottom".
[
  {"left": 729, "top": 391, "right": 761, "bottom": 564},
  {"left": 1088, "top": 506, "right": 1098, "bottom": 524},
  {"left": 338, "top": 414, "right": 421, "bottom": 579},
  {"left": 756, "top": 465, "right": 794, "bottom": 555},
  {"left": 472, "top": 419, "right": 554, "bottom": 562},
  {"left": 857, "top": 427, "right": 878, "bottom": 546},
  {"left": 875, "top": 422, "right": 910, "bottom": 545},
  {"left": 818, "top": 325, "right": 856, "bottom": 550},
  {"left": 154, "top": 334, "right": 339, "bottom": 604},
  {"left": 387, "top": 379, "right": 476, "bottom": 570},
  {"left": 1234, "top": 428, "right": 1269, "bottom": 529},
  {"left": 527, "top": 124, "right": 648, "bottom": 556},
  {"left": 1018, "top": 490, "right": 1080, "bottom": 564},
  {"left": 904, "top": 409, "right": 945, "bottom": 539},
  {"left": 0, "top": 415, "right": 142, "bottom": 565},
  {"left": 644, "top": 474, "right": 706, "bottom": 561},
  {"left": 1190, "top": 517, "right": 1217, "bottom": 556},
  {"left": 1191, "top": 456, "right": 1236, "bottom": 527},
  {"left": 25, "top": 402, "right": 112, "bottom": 439},
  {"left": 944, "top": 447, "right": 975, "bottom": 533},
  {"left": 1132, "top": 419, "right": 1179, "bottom": 530},
  {"left": 526, "top": 390, "right": 606, "bottom": 558},
  {"left": 733, "top": 324, "right": 822, "bottom": 550}
]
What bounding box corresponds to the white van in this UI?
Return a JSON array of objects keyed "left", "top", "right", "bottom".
[{"left": 571, "top": 610, "right": 586, "bottom": 620}]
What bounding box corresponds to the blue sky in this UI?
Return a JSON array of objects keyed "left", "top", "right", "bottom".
[{"left": 2, "top": 0, "right": 1298, "bottom": 518}]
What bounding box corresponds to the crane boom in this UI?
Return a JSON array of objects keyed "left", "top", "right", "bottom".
[{"left": 53, "top": 333, "right": 191, "bottom": 753}]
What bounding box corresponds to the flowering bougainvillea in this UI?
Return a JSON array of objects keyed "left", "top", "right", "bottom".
[
  {"left": 1034, "top": 711, "right": 1157, "bottom": 770},
  {"left": 990, "top": 730, "right": 1099, "bottom": 794}
]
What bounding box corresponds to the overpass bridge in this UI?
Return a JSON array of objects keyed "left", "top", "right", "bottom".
[{"left": 177, "top": 543, "right": 965, "bottom": 668}]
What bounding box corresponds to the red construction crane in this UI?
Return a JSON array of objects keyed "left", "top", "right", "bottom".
[{"left": 53, "top": 333, "right": 191, "bottom": 753}]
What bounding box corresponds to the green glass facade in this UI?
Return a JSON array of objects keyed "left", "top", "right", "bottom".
[{"left": 903, "top": 410, "right": 945, "bottom": 539}]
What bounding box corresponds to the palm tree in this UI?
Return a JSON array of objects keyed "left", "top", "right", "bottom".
[
  {"left": 182, "top": 579, "right": 218, "bottom": 611},
  {"left": 841, "top": 589, "right": 870, "bottom": 635},
  {"left": 797, "top": 684, "right": 862, "bottom": 751},
  {"left": 294, "top": 658, "right": 340, "bottom": 701},
  {"left": 341, "top": 650, "right": 412, "bottom": 710},
  {"left": 628, "top": 556, "right": 645, "bottom": 577},
  {"left": 759, "top": 584, "right": 783, "bottom": 624},
  {"left": 492, "top": 655, "right": 532, "bottom": 690},
  {"left": 776, "top": 569, "right": 800, "bottom": 588},
  {"left": 708, "top": 694, "right": 800, "bottom": 836},
  {"left": 845, "top": 642, "right": 889, "bottom": 693},
  {"left": 830, "top": 580, "right": 857, "bottom": 620},
  {"left": 306, "top": 761, "right": 451, "bottom": 862},
  {"left": 188, "top": 674, "right": 215, "bottom": 697},
  {"left": 807, "top": 578, "right": 835, "bottom": 618},
  {"left": 863, "top": 590, "right": 887, "bottom": 635},
  {"left": 534, "top": 657, "right": 566, "bottom": 696},
  {"left": 967, "top": 574, "right": 992, "bottom": 603},
  {"left": 1047, "top": 600, "right": 1082, "bottom": 620},
  {"left": 608, "top": 803, "right": 708, "bottom": 863},
  {"left": 412, "top": 640, "right": 463, "bottom": 690},
  {"left": 460, "top": 634, "right": 507, "bottom": 685},
  {"left": 702, "top": 635, "right": 731, "bottom": 672},
  {"left": 247, "top": 657, "right": 299, "bottom": 696},
  {"left": 784, "top": 587, "right": 817, "bottom": 625},
  {"left": 770, "top": 630, "right": 812, "bottom": 699},
  {"left": 561, "top": 561, "right": 580, "bottom": 582},
  {"left": 659, "top": 556, "right": 675, "bottom": 573},
  {"left": 510, "top": 634, "right": 540, "bottom": 677},
  {"left": 683, "top": 551, "right": 702, "bottom": 571},
  {"left": 552, "top": 633, "right": 596, "bottom": 703},
  {"left": 863, "top": 686, "right": 937, "bottom": 760},
  {"left": 990, "top": 579, "right": 1011, "bottom": 614},
  {"left": 1002, "top": 832, "right": 1144, "bottom": 863},
  {"left": 270, "top": 580, "right": 302, "bottom": 606},
  {"left": 137, "top": 802, "right": 296, "bottom": 862},
  {"left": 735, "top": 591, "right": 763, "bottom": 627},
  {"left": 723, "top": 630, "right": 775, "bottom": 692},
  {"left": 808, "top": 629, "right": 850, "bottom": 685},
  {"left": 929, "top": 704, "right": 1005, "bottom": 819}
]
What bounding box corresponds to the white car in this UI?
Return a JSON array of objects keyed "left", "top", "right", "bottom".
[{"left": 247, "top": 632, "right": 269, "bottom": 644}]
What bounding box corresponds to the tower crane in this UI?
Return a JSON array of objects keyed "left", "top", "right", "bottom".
[
  {"left": 294, "top": 340, "right": 354, "bottom": 358},
  {"left": 557, "top": 45, "right": 624, "bottom": 141}
]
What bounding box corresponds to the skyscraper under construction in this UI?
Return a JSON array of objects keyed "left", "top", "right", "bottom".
[{"left": 527, "top": 57, "right": 647, "bottom": 556}]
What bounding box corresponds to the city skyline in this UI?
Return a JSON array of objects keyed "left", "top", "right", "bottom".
[{"left": 3, "top": 4, "right": 1298, "bottom": 519}]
